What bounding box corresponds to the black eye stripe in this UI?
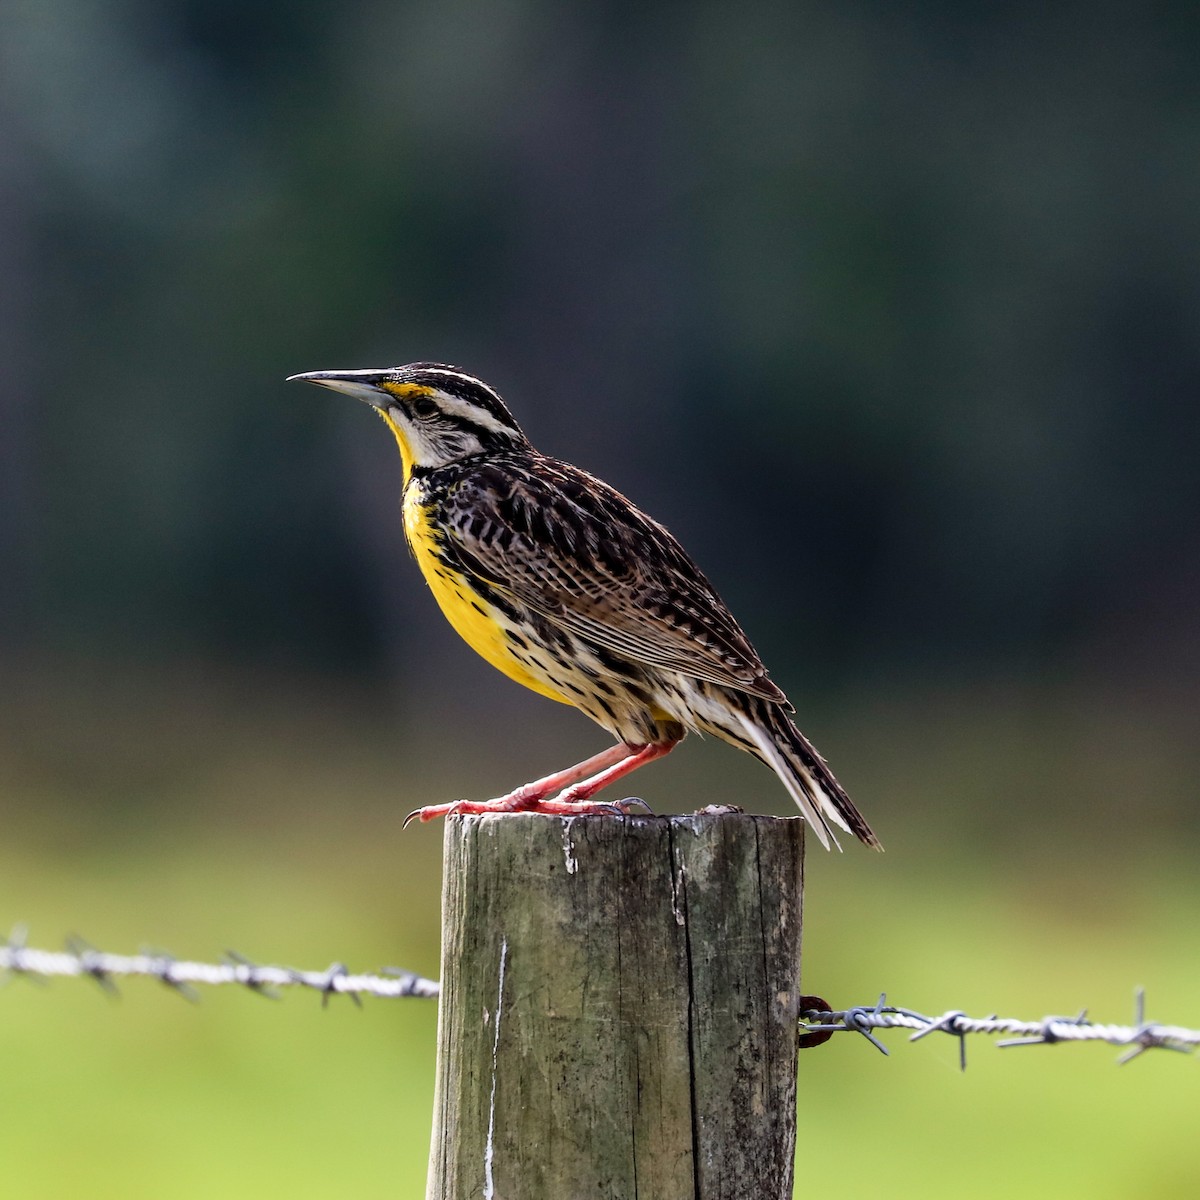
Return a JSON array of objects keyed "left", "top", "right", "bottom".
[{"left": 399, "top": 364, "right": 522, "bottom": 434}]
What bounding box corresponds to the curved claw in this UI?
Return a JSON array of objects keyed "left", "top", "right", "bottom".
[
  {"left": 615, "top": 796, "right": 654, "bottom": 815},
  {"left": 586, "top": 802, "right": 627, "bottom": 817},
  {"left": 584, "top": 796, "right": 654, "bottom": 817},
  {"left": 405, "top": 795, "right": 544, "bottom": 826},
  {"left": 403, "top": 801, "right": 464, "bottom": 829}
]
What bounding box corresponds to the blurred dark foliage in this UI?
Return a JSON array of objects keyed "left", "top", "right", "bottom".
[{"left": 1, "top": 0, "right": 1197, "bottom": 703}]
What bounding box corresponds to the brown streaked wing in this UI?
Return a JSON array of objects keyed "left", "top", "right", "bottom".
[{"left": 437, "top": 454, "right": 790, "bottom": 705}]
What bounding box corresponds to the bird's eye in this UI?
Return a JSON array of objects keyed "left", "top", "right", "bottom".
[{"left": 411, "top": 395, "right": 439, "bottom": 420}]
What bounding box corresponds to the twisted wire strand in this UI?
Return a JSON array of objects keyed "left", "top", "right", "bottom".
[
  {"left": 801, "top": 991, "right": 1198, "bottom": 1067},
  {"left": 0, "top": 930, "right": 439, "bottom": 1003},
  {"left": 4, "top": 930, "right": 1194, "bottom": 1069}
]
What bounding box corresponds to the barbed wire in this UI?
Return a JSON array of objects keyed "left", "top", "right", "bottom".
[
  {"left": 0, "top": 927, "right": 439, "bottom": 1004},
  {"left": 4, "top": 931, "right": 1195, "bottom": 1068},
  {"left": 799, "top": 991, "right": 1199, "bottom": 1068}
]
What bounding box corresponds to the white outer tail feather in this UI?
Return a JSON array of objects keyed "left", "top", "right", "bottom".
[{"left": 735, "top": 710, "right": 852, "bottom": 852}]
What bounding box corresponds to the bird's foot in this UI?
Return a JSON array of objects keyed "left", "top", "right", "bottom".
[
  {"left": 534, "top": 794, "right": 654, "bottom": 817},
  {"left": 402, "top": 793, "right": 535, "bottom": 828},
  {"left": 403, "top": 793, "right": 654, "bottom": 827}
]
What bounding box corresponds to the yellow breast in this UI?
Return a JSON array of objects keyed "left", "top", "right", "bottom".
[{"left": 403, "top": 491, "right": 575, "bottom": 707}]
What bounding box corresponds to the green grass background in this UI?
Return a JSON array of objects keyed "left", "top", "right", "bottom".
[{"left": 2, "top": 666, "right": 1197, "bottom": 1198}]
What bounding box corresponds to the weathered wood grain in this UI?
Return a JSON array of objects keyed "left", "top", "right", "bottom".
[{"left": 426, "top": 812, "right": 804, "bottom": 1200}]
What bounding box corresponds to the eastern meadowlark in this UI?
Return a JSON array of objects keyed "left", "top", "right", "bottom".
[{"left": 288, "top": 363, "right": 879, "bottom": 850}]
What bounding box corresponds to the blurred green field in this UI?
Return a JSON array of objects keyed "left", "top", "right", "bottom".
[
  {"left": 1, "top": 666, "right": 1197, "bottom": 1199},
  {"left": 3, "top": 5, "right": 1197, "bottom": 1196}
]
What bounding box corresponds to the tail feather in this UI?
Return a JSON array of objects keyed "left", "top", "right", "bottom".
[{"left": 735, "top": 701, "right": 881, "bottom": 852}]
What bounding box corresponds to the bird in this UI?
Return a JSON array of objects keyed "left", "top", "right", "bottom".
[{"left": 288, "top": 362, "right": 880, "bottom": 850}]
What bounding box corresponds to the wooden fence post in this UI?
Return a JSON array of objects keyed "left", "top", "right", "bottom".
[{"left": 425, "top": 811, "right": 805, "bottom": 1200}]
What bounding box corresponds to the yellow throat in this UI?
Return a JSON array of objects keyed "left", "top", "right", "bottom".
[{"left": 381, "top": 405, "right": 574, "bottom": 708}]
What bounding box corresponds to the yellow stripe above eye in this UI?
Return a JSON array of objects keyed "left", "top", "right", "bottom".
[{"left": 381, "top": 382, "right": 434, "bottom": 401}]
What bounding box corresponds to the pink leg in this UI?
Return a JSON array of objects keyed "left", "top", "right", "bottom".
[
  {"left": 528, "top": 740, "right": 680, "bottom": 815},
  {"left": 404, "top": 742, "right": 639, "bottom": 826},
  {"left": 498, "top": 743, "right": 635, "bottom": 805}
]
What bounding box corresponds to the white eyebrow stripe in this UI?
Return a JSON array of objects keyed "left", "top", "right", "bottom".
[
  {"left": 413, "top": 366, "right": 499, "bottom": 396},
  {"left": 444, "top": 393, "right": 513, "bottom": 436},
  {"left": 434, "top": 389, "right": 515, "bottom": 436},
  {"left": 410, "top": 368, "right": 515, "bottom": 435}
]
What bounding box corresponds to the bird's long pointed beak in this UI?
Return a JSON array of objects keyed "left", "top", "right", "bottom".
[{"left": 286, "top": 369, "right": 391, "bottom": 407}]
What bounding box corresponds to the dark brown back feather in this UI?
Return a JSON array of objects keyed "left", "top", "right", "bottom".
[{"left": 426, "top": 452, "right": 789, "bottom": 705}]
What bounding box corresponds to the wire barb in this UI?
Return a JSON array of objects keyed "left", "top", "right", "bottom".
[
  {"left": 800, "top": 991, "right": 1199, "bottom": 1067},
  {"left": 5, "top": 928, "right": 1194, "bottom": 1063},
  {"left": 0, "top": 930, "right": 440, "bottom": 1002},
  {"left": 64, "top": 936, "right": 121, "bottom": 997}
]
